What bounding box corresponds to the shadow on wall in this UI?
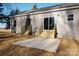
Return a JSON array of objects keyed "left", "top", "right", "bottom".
[{"left": 57, "top": 10, "right": 76, "bottom": 39}]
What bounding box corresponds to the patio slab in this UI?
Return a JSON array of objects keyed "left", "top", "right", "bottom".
[{"left": 14, "top": 38, "right": 61, "bottom": 52}]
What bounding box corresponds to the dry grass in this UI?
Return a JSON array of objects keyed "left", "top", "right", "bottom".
[
  {"left": 56, "top": 38, "right": 79, "bottom": 56},
  {"left": 0, "top": 29, "right": 55, "bottom": 56},
  {"left": 0, "top": 44, "right": 55, "bottom": 56},
  {"left": 0, "top": 29, "right": 79, "bottom": 56},
  {"left": 0, "top": 29, "right": 10, "bottom": 33}
]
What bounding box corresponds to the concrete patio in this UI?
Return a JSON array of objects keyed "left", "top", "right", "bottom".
[{"left": 14, "top": 38, "right": 61, "bottom": 52}]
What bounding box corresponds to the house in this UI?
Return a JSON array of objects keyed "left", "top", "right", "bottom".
[{"left": 10, "top": 3, "right": 79, "bottom": 40}]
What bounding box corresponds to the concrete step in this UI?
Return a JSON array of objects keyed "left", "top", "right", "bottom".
[{"left": 39, "top": 31, "right": 54, "bottom": 38}]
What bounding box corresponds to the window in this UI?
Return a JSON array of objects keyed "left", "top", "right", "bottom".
[
  {"left": 26, "top": 18, "right": 31, "bottom": 29},
  {"left": 14, "top": 20, "right": 16, "bottom": 27},
  {"left": 44, "top": 18, "right": 48, "bottom": 30},
  {"left": 68, "top": 14, "right": 74, "bottom": 21},
  {"left": 49, "top": 17, "right": 54, "bottom": 30},
  {"left": 44, "top": 17, "right": 54, "bottom": 30}
]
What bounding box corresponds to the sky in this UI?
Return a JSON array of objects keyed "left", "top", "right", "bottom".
[
  {"left": 10, "top": 3, "right": 60, "bottom": 11},
  {"left": 4, "top": 3, "right": 60, "bottom": 15},
  {"left": 0, "top": 3, "right": 61, "bottom": 28}
]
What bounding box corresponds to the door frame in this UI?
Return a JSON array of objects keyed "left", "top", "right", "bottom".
[{"left": 43, "top": 17, "right": 55, "bottom": 31}]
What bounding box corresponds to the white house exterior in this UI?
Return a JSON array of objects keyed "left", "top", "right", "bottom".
[{"left": 10, "top": 3, "right": 79, "bottom": 40}]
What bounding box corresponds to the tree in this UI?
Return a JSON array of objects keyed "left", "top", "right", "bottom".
[
  {"left": 0, "top": 4, "right": 13, "bottom": 29},
  {"left": 9, "top": 8, "right": 20, "bottom": 16},
  {"left": 6, "top": 8, "right": 20, "bottom": 29},
  {"left": 0, "top": 3, "right": 20, "bottom": 29},
  {"left": 0, "top": 3, "right": 3, "bottom": 13},
  {"left": 6, "top": 9, "right": 15, "bottom": 29},
  {"left": 32, "top": 4, "right": 37, "bottom": 10},
  {"left": 9, "top": 9, "right": 15, "bottom": 16},
  {"left": 0, "top": 3, "right": 12, "bottom": 23},
  {"left": 0, "top": 3, "right": 4, "bottom": 20},
  {"left": 15, "top": 8, "right": 20, "bottom": 14}
]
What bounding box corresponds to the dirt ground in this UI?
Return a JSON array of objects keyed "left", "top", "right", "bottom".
[{"left": 0, "top": 29, "right": 79, "bottom": 56}]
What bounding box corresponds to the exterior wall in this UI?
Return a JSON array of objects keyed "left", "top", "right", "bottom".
[
  {"left": 30, "top": 8, "right": 79, "bottom": 40},
  {"left": 11, "top": 7, "right": 79, "bottom": 40},
  {"left": 16, "top": 17, "right": 21, "bottom": 34},
  {"left": 10, "top": 17, "right": 16, "bottom": 33},
  {"left": 10, "top": 17, "right": 13, "bottom": 33},
  {"left": 30, "top": 12, "right": 53, "bottom": 35},
  {"left": 30, "top": 14, "right": 43, "bottom": 33},
  {"left": 53, "top": 9, "right": 79, "bottom": 40},
  {"left": 10, "top": 16, "right": 27, "bottom": 34},
  {"left": 16, "top": 16, "right": 27, "bottom": 34}
]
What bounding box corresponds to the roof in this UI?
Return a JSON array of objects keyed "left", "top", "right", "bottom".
[
  {"left": 14, "top": 3, "right": 79, "bottom": 16},
  {"left": 35, "top": 3, "right": 79, "bottom": 12}
]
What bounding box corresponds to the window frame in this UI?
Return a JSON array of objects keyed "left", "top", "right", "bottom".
[
  {"left": 14, "top": 20, "right": 16, "bottom": 27},
  {"left": 44, "top": 17, "right": 54, "bottom": 30},
  {"left": 67, "top": 14, "right": 74, "bottom": 21}
]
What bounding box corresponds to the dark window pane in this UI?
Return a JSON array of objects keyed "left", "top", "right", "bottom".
[
  {"left": 68, "top": 14, "right": 74, "bottom": 21},
  {"left": 44, "top": 18, "right": 48, "bottom": 30},
  {"left": 14, "top": 20, "right": 16, "bottom": 27},
  {"left": 68, "top": 18, "right": 73, "bottom": 21},
  {"left": 49, "top": 17, "right": 54, "bottom": 30},
  {"left": 26, "top": 18, "right": 31, "bottom": 29},
  {"left": 68, "top": 14, "right": 73, "bottom": 17}
]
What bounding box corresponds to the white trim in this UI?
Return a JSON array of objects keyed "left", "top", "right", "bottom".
[
  {"left": 43, "top": 29, "right": 54, "bottom": 31},
  {"left": 30, "top": 6, "right": 79, "bottom": 15},
  {"left": 13, "top": 6, "right": 79, "bottom": 17}
]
